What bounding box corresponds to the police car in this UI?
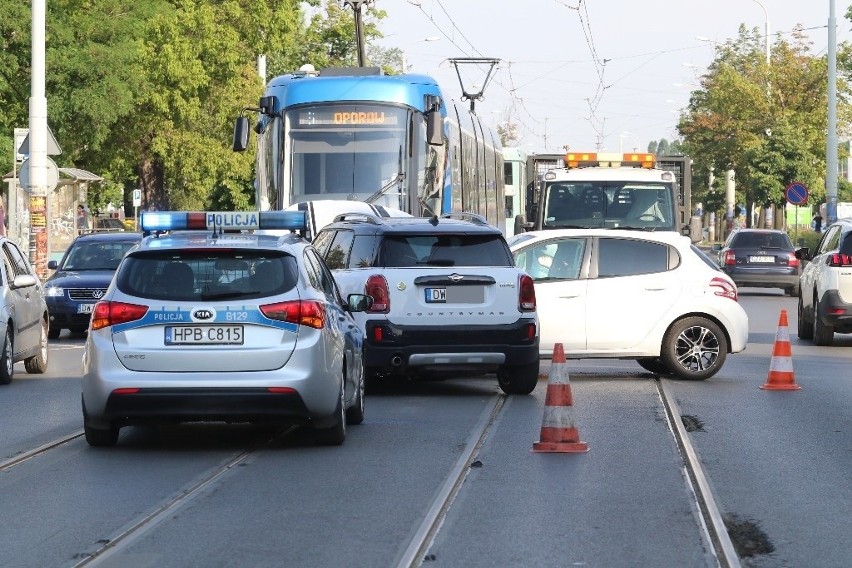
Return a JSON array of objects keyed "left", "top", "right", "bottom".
[{"left": 81, "top": 210, "right": 372, "bottom": 447}]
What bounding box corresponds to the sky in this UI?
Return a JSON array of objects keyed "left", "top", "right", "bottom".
[{"left": 372, "top": 0, "right": 852, "bottom": 155}]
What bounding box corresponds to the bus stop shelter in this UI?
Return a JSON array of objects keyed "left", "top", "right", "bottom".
[{"left": 3, "top": 166, "right": 103, "bottom": 277}]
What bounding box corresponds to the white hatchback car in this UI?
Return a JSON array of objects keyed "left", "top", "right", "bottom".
[
  {"left": 510, "top": 229, "right": 749, "bottom": 380},
  {"left": 81, "top": 211, "right": 372, "bottom": 447}
]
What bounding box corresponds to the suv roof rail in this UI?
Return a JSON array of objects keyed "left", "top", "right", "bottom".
[
  {"left": 332, "top": 212, "right": 383, "bottom": 224},
  {"left": 440, "top": 211, "right": 489, "bottom": 226}
]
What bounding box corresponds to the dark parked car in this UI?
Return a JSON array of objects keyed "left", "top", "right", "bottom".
[
  {"left": 713, "top": 228, "right": 800, "bottom": 296},
  {"left": 44, "top": 232, "right": 142, "bottom": 338},
  {"left": 92, "top": 216, "right": 128, "bottom": 232}
]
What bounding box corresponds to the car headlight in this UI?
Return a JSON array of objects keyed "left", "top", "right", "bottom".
[{"left": 44, "top": 286, "right": 65, "bottom": 297}]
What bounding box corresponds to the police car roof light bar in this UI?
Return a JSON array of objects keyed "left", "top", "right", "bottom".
[{"left": 140, "top": 211, "right": 308, "bottom": 234}]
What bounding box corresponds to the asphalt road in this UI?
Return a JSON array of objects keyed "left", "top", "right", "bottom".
[{"left": 0, "top": 289, "right": 849, "bottom": 568}]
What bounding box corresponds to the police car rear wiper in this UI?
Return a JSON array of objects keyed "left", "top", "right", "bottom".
[{"left": 200, "top": 291, "right": 253, "bottom": 300}]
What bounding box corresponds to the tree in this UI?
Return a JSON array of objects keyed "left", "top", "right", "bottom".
[
  {"left": 498, "top": 121, "right": 519, "bottom": 147},
  {"left": 1, "top": 0, "right": 369, "bottom": 212},
  {"left": 678, "top": 25, "right": 845, "bottom": 217}
]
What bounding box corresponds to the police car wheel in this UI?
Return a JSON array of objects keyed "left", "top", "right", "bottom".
[
  {"left": 345, "top": 363, "right": 365, "bottom": 425},
  {"left": 314, "top": 383, "right": 346, "bottom": 446}
]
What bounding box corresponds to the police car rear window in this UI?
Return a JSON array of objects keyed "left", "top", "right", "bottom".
[{"left": 116, "top": 251, "right": 299, "bottom": 301}]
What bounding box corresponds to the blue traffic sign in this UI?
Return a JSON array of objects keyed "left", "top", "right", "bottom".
[{"left": 785, "top": 182, "right": 809, "bottom": 206}]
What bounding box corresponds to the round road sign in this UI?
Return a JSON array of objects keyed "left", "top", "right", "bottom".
[{"left": 785, "top": 182, "right": 809, "bottom": 206}]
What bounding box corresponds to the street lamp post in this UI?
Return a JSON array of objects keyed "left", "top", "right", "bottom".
[
  {"left": 401, "top": 36, "right": 440, "bottom": 73},
  {"left": 750, "top": 0, "right": 770, "bottom": 65}
]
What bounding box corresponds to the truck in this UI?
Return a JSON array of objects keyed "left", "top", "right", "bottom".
[{"left": 514, "top": 151, "right": 699, "bottom": 242}]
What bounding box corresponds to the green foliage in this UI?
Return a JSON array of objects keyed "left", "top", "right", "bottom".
[
  {"left": 267, "top": 0, "right": 385, "bottom": 76},
  {"left": 678, "top": 24, "right": 845, "bottom": 216},
  {"left": 789, "top": 228, "right": 822, "bottom": 250},
  {"left": 1, "top": 0, "right": 371, "bottom": 213}
]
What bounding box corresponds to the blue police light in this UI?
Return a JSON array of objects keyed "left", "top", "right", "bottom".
[{"left": 140, "top": 211, "right": 308, "bottom": 233}]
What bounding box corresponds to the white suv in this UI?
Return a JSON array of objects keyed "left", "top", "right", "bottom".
[
  {"left": 313, "top": 213, "right": 540, "bottom": 394},
  {"left": 795, "top": 218, "right": 852, "bottom": 345}
]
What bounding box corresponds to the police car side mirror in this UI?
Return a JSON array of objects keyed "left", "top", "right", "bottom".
[{"left": 233, "top": 117, "right": 249, "bottom": 152}]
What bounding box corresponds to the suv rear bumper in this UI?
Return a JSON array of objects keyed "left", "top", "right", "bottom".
[
  {"left": 818, "top": 289, "right": 852, "bottom": 332},
  {"left": 363, "top": 319, "right": 539, "bottom": 374}
]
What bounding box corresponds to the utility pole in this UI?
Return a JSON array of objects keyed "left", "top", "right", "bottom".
[
  {"left": 343, "top": 0, "right": 372, "bottom": 67},
  {"left": 26, "top": 0, "right": 51, "bottom": 277},
  {"left": 827, "top": 0, "right": 839, "bottom": 223}
]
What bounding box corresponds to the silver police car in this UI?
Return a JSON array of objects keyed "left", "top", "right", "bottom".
[{"left": 81, "top": 211, "right": 372, "bottom": 447}]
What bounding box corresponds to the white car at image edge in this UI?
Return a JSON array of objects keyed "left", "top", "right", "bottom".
[{"left": 510, "top": 229, "right": 749, "bottom": 380}]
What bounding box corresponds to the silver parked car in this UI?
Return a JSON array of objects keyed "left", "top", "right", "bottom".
[
  {"left": 1, "top": 237, "right": 49, "bottom": 383},
  {"left": 81, "top": 211, "right": 372, "bottom": 447}
]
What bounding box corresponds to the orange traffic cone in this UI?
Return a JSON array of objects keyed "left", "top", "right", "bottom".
[
  {"left": 760, "top": 309, "right": 801, "bottom": 391},
  {"left": 532, "top": 343, "right": 589, "bottom": 453}
]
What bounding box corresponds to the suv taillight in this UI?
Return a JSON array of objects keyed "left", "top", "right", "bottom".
[
  {"left": 723, "top": 251, "right": 736, "bottom": 266},
  {"left": 827, "top": 253, "right": 852, "bottom": 267},
  {"left": 709, "top": 276, "right": 738, "bottom": 301},
  {"left": 90, "top": 301, "right": 149, "bottom": 330},
  {"left": 365, "top": 275, "right": 390, "bottom": 313},
  {"left": 519, "top": 274, "right": 536, "bottom": 311},
  {"left": 261, "top": 300, "right": 325, "bottom": 329}
]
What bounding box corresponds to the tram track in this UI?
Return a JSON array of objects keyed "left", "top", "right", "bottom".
[
  {"left": 0, "top": 430, "right": 85, "bottom": 472},
  {"left": 657, "top": 378, "right": 741, "bottom": 568},
  {"left": 394, "top": 378, "right": 743, "bottom": 568},
  {"left": 397, "top": 394, "right": 507, "bottom": 568},
  {"left": 72, "top": 425, "right": 299, "bottom": 567}
]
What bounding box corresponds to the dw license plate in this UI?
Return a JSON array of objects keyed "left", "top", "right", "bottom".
[
  {"left": 748, "top": 256, "right": 774, "bottom": 263},
  {"left": 165, "top": 325, "right": 244, "bottom": 345},
  {"left": 77, "top": 304, "right": 95, "bottom": 314},
  {"left": 424, "top": 287, "right": 484, "bottom": 304}
]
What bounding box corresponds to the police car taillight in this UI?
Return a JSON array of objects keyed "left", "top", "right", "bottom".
[
  {"left": 90, "top": 301, "right": 149, "bottom": 330},
  {"left": 139, "top": 210, "right": 308, "bottom": 233},
  {"left": 519, "top": 274, "right": 536, "bottom": 311},
  {"left": 709, "top": 277, "right": 738, "bottom": 301},
  {"left": 366, "top": 275, "right": 390, "bottom": 313},
  {"left": 260, "top": 300, "right": 325, "bottom": 329}
]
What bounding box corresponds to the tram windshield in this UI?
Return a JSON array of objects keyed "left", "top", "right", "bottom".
[{"left": 285, "top": 104, "right": 412, "bottom": 210}]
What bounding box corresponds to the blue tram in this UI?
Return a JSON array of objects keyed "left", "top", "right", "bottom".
[{"left": 233, "top": 67, "right": 504, "bottom": 230}]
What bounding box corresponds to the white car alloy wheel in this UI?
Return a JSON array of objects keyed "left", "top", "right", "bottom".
[{"left": 662, "top": 317, "right": 728, "bottom": 381}]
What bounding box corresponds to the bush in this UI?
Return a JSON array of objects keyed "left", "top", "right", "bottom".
[{"left": 788, "top": 228, "right": 821, "bottom": 250}]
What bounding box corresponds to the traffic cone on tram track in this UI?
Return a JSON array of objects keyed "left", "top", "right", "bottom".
[
  {"left": 532, "top": 343, "right": 589, "bottom": 453},
  {"left": 760, "top": 309, "right": 801, "bottom": 391}
]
